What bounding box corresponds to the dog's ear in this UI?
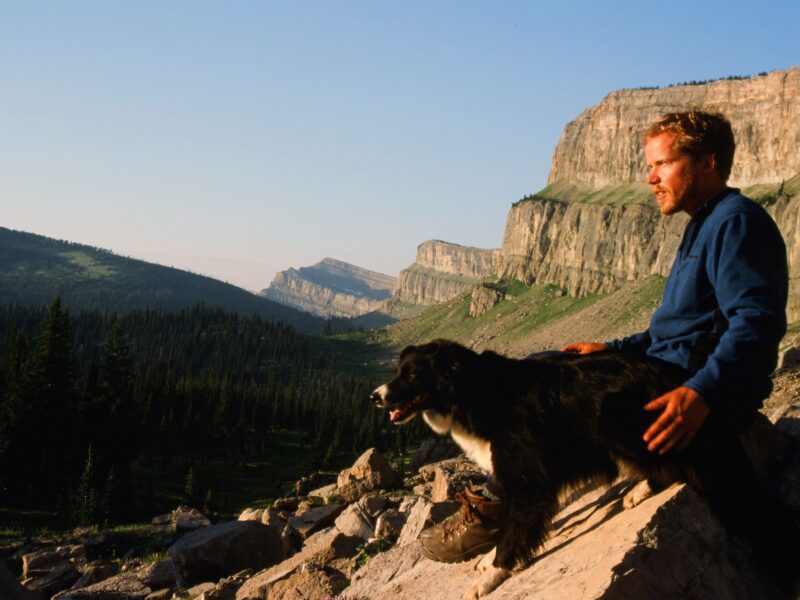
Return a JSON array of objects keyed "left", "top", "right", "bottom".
[
  {"left": 431, "top": 340, "right": 466, "bottom": 374},
  {"left": 399, "top": 345, "right": 417, "bottom": 360}
]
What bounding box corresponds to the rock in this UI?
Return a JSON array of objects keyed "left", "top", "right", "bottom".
[
  {"left": 394, "top": 241, "right": 501, "bottom": 306},
  {"left": 195, "top": 569, "right": 253, "bottom": 600},
  {"left": 52, "top": 572, "right": 151, "bottom": 600},
  {"left": 337, "top": 448, "right": 399, "bottom": 489},
  {"left": 395, "top": 497, "right": 459, "bottom": 548},
  {"left": 144, "top": 589, "right": 171, "bottom": 600},
  {"left": 168, "top": 521, "right": 284, "bottom": 588},
  {"left": 334, "top": 504, "right": 374, "bottom": 540},
  {"left": 336, "top": 473, "right": 387, "bottom": 504},
  {"left": 53, "top": 559, "right": 174, "bottom": 600},
  {"left": 272, "top": 497, "right": 300, "bottom": 512},
  {"left": 23, "top": 559, "right": 80, "bottom": 599},
  {"left": 470, "top": 285, "right": 504, "bottom": 317},
  {"left": 235, "top": 529, "right": 361, "bottom": 600},
  {"left": 0, "top": 558, "right": 41, "bottom": 600},
  {"left": 409, "top": 438, "right": 462, "bottom": 474},
  {"left": 294, "top": 472, "right": 337, "bottom": 497},
  {"left": 374, "top": 510, "right": 407, "bottom": 541},
  {"left": 151, "top": 506, "right": 211, "bottom": 534},
  {"left": 22, "top": 549, "right": 65, "bottom": 579},
  {"left": 339, "top": 483, "right": 774, "bottom": 599},
  {"left": 68, "top": 561, "right": 119, "bottom": 590},
  {"left": 428, "top": 457, "right": 486, "bottom": 502},
  {"left": 779, "top": 345, "right": 800, "bottom": 369},
  {"left": 287, "top": 504, "right": 346, "bottom": 540},
  {"left": 188, "top": 582, "right": 216, "bottom": 597},
  {"left": 256, "top": 564, "right": 348, "bottom": 600},
  {"left": 357, "top": 495, "right": 387, "bottom": 518},
  {"left": 131, "top": 559, "right": 175, "bottom": 590},
  {"left": 237, "top": 508, "right": 264, "bottom": 522},
  {"left": 307, "top": 483, "right": 338, "bottom": 500},
  {"left": 262, "top": 258, "right": 396, "bottom": 319}
]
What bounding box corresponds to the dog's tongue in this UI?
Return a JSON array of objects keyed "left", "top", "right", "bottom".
[{"left": 390, "top": 408, "right": 403, "bottom": 423}]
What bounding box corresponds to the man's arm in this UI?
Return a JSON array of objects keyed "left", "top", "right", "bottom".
[
  {"left": 683, "top": 211, "right": 787, "bottom": 411},
  {"left": 562, "top": 330, "right": 651, "bottom": 354}
]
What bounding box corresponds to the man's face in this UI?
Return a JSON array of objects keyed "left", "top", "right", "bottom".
[{"left": 645, "top": 132, "right": 706, "bottom": 216}]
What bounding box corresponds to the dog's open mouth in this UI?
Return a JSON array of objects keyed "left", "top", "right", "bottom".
[{"left": 389, "top": 395, "right": 425, "bottom": 424}]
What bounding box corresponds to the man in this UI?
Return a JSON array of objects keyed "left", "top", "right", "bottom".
[
  {"left": 565, "top": 110, "right": 788, "bottom": 453},
  {"left": 420, "top": 111, "right": 797, "bottom": 589}
]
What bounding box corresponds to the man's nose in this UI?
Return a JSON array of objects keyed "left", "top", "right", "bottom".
[{"left": 647, "top": 169, "right": 659, "bottom": 185}]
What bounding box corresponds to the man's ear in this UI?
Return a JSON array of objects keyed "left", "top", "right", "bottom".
[{"left": 700, "top": 152, "right": 717, "bottom": 174}]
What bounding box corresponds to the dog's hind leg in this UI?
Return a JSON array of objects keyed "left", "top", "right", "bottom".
[
  {"left": 622, "top": 479, "right": 653, "bottom": 509},
  {"left": 462, "top": 549, "right": 510, "bottom": 600}
]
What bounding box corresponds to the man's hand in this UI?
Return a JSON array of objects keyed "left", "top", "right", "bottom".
[
  {"left": 561, "top": 342, "right": 608, "bottom": 354},
  {"left": 643, "top": 386, "right": 710, "bottom": 454}
]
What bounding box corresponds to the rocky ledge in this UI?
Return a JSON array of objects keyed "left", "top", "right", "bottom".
[{"left": 4, "top": 371, "right": 800, "bottom": 600}]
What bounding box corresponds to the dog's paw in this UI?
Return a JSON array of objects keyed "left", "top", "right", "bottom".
[
  {"left": 623, "top": 479, "right": 653, "bottom": 509},
  {"left": 461, "top": 566, "right": 511, "bottom": 600},
  {"left": 474, "top": 548, "right": 496, "bottom": 573}
]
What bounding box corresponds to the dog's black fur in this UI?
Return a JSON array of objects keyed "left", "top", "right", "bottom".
[{"left": 371, "top": 339, "right": 800, "bottom": 585}]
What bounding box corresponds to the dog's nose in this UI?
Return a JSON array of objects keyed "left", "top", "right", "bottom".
[{"left": 371, "top": 384, "right": 388, "bottom": 406}]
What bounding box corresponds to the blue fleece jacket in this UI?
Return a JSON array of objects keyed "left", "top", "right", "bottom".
[{"left": 607, "top": 188, "right": 788, "bottom": 413}]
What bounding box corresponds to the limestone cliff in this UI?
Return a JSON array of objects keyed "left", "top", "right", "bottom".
[
  {"left": 393, "top": 241, "right": 501, "bottom": 305},
  {"left": 498, "top": 181, "right": 800, "bottom": 321},
  {"left": 261, "top": 258, "right": 396, "bottom": 319},
  {"left": 548, "top": 68, "right": 800, "bottom": 188}
]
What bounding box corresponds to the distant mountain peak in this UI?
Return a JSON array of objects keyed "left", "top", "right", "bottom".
[{"left": 261, "top": 258, "right": 397, "bottom": 318}]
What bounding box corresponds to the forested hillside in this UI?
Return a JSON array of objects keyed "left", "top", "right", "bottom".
[
  {"left": 0, "top": 227, "right": 329, "bottom": 334},
  {"left": 0, "top": 300, "right": 421, "bottom": 527}
]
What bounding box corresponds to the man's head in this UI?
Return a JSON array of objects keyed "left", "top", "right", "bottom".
[{"left": 644, "top": 111, "right": 734, "bottom": 217}]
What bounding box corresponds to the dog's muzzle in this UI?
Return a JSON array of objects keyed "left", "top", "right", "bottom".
[{"left": 370, "top": 384, "right": 390, "bottom": 407}]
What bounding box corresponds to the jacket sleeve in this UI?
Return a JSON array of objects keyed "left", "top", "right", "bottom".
[
  {"left": 684, "top": 211, "right": 788, "bottom": 411},
  {"left": 606, "top": 330, "right": 651, "bottom": 352}
]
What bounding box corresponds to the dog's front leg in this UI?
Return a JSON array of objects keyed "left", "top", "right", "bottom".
[{"left": 462, "top": 549, "right": 510, "bottom": 600}]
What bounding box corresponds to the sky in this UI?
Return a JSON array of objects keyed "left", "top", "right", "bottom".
[{"left": 1, "top": 1, "right": 798, "bottom": 292}]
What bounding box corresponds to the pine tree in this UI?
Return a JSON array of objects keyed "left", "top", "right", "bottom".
[{"left": 74, "top": 446, "right": 99, "bottom": 525}]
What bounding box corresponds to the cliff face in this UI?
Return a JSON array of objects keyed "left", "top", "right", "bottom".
[
  {"left": 548, "top": 68, "right": 800, "bottom": 188},
  {"left": 393, "top": 241, "right": 501, "bottom": 306},
  {"left": 498, "top": 189, "right": 800, "bottom": 320},
  {"left": 262, "top": 258, "right": 396, "bottom": 319},
  {"left": 393, "top": 69, "right": 800, "bottom": 316}
]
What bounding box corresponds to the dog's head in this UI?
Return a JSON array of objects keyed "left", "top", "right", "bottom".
[{"left": 370, "top": 339, "right": 475, "bottom": 425}]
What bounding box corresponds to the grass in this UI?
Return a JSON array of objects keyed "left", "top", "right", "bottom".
[
  {"left": 743, "top": 174, "right": 800, "bottom": 206},
  {"left": 59, "top": 250, "right": 117, "bottom": 279},
  {"left": 515, "top": 181, "right": 652, "bottom": 207},
  {"left": 381, "top": 280, "right": 607, "bottom": 348},
  {"left": 601, "top": 275, "right": 666, "bottom": 336}
]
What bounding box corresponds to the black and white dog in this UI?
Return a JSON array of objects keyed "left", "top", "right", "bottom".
[{"left": 370, "top": 339, "right": 789, "bottom": 598}]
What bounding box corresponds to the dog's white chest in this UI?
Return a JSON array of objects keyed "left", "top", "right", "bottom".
[{"left": 451, "top": 425, "right": 493, "bottom": 473}]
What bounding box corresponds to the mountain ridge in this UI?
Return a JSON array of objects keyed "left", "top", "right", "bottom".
[{"left": 0, "top": 226, "right": 327, "bottom": 334}]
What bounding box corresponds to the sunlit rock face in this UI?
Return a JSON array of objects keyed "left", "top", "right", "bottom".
[{"left": 262, "top": 258, "right": 396, "bottom": 318}]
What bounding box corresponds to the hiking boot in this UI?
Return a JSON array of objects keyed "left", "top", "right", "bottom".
[{"left": 419, "top": 487, "right": 503, "bottom": 563}]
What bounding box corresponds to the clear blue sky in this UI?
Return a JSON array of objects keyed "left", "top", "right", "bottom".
[{"left": 2, "top": 1, "right": 798, "bottom": 292}]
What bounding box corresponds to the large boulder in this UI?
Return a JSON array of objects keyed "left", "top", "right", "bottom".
[
  {"left": 168, "top": 521, "right": 284, "bottom": 588},
  {"left": 236, "top": 528, "right": 361, "bottom": 600},
  {"left": 337, "top": 448, "right": 400, "bottom": 491},
  {"left": 339, "top": 483, "right": 774, "bottom": 599}
]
